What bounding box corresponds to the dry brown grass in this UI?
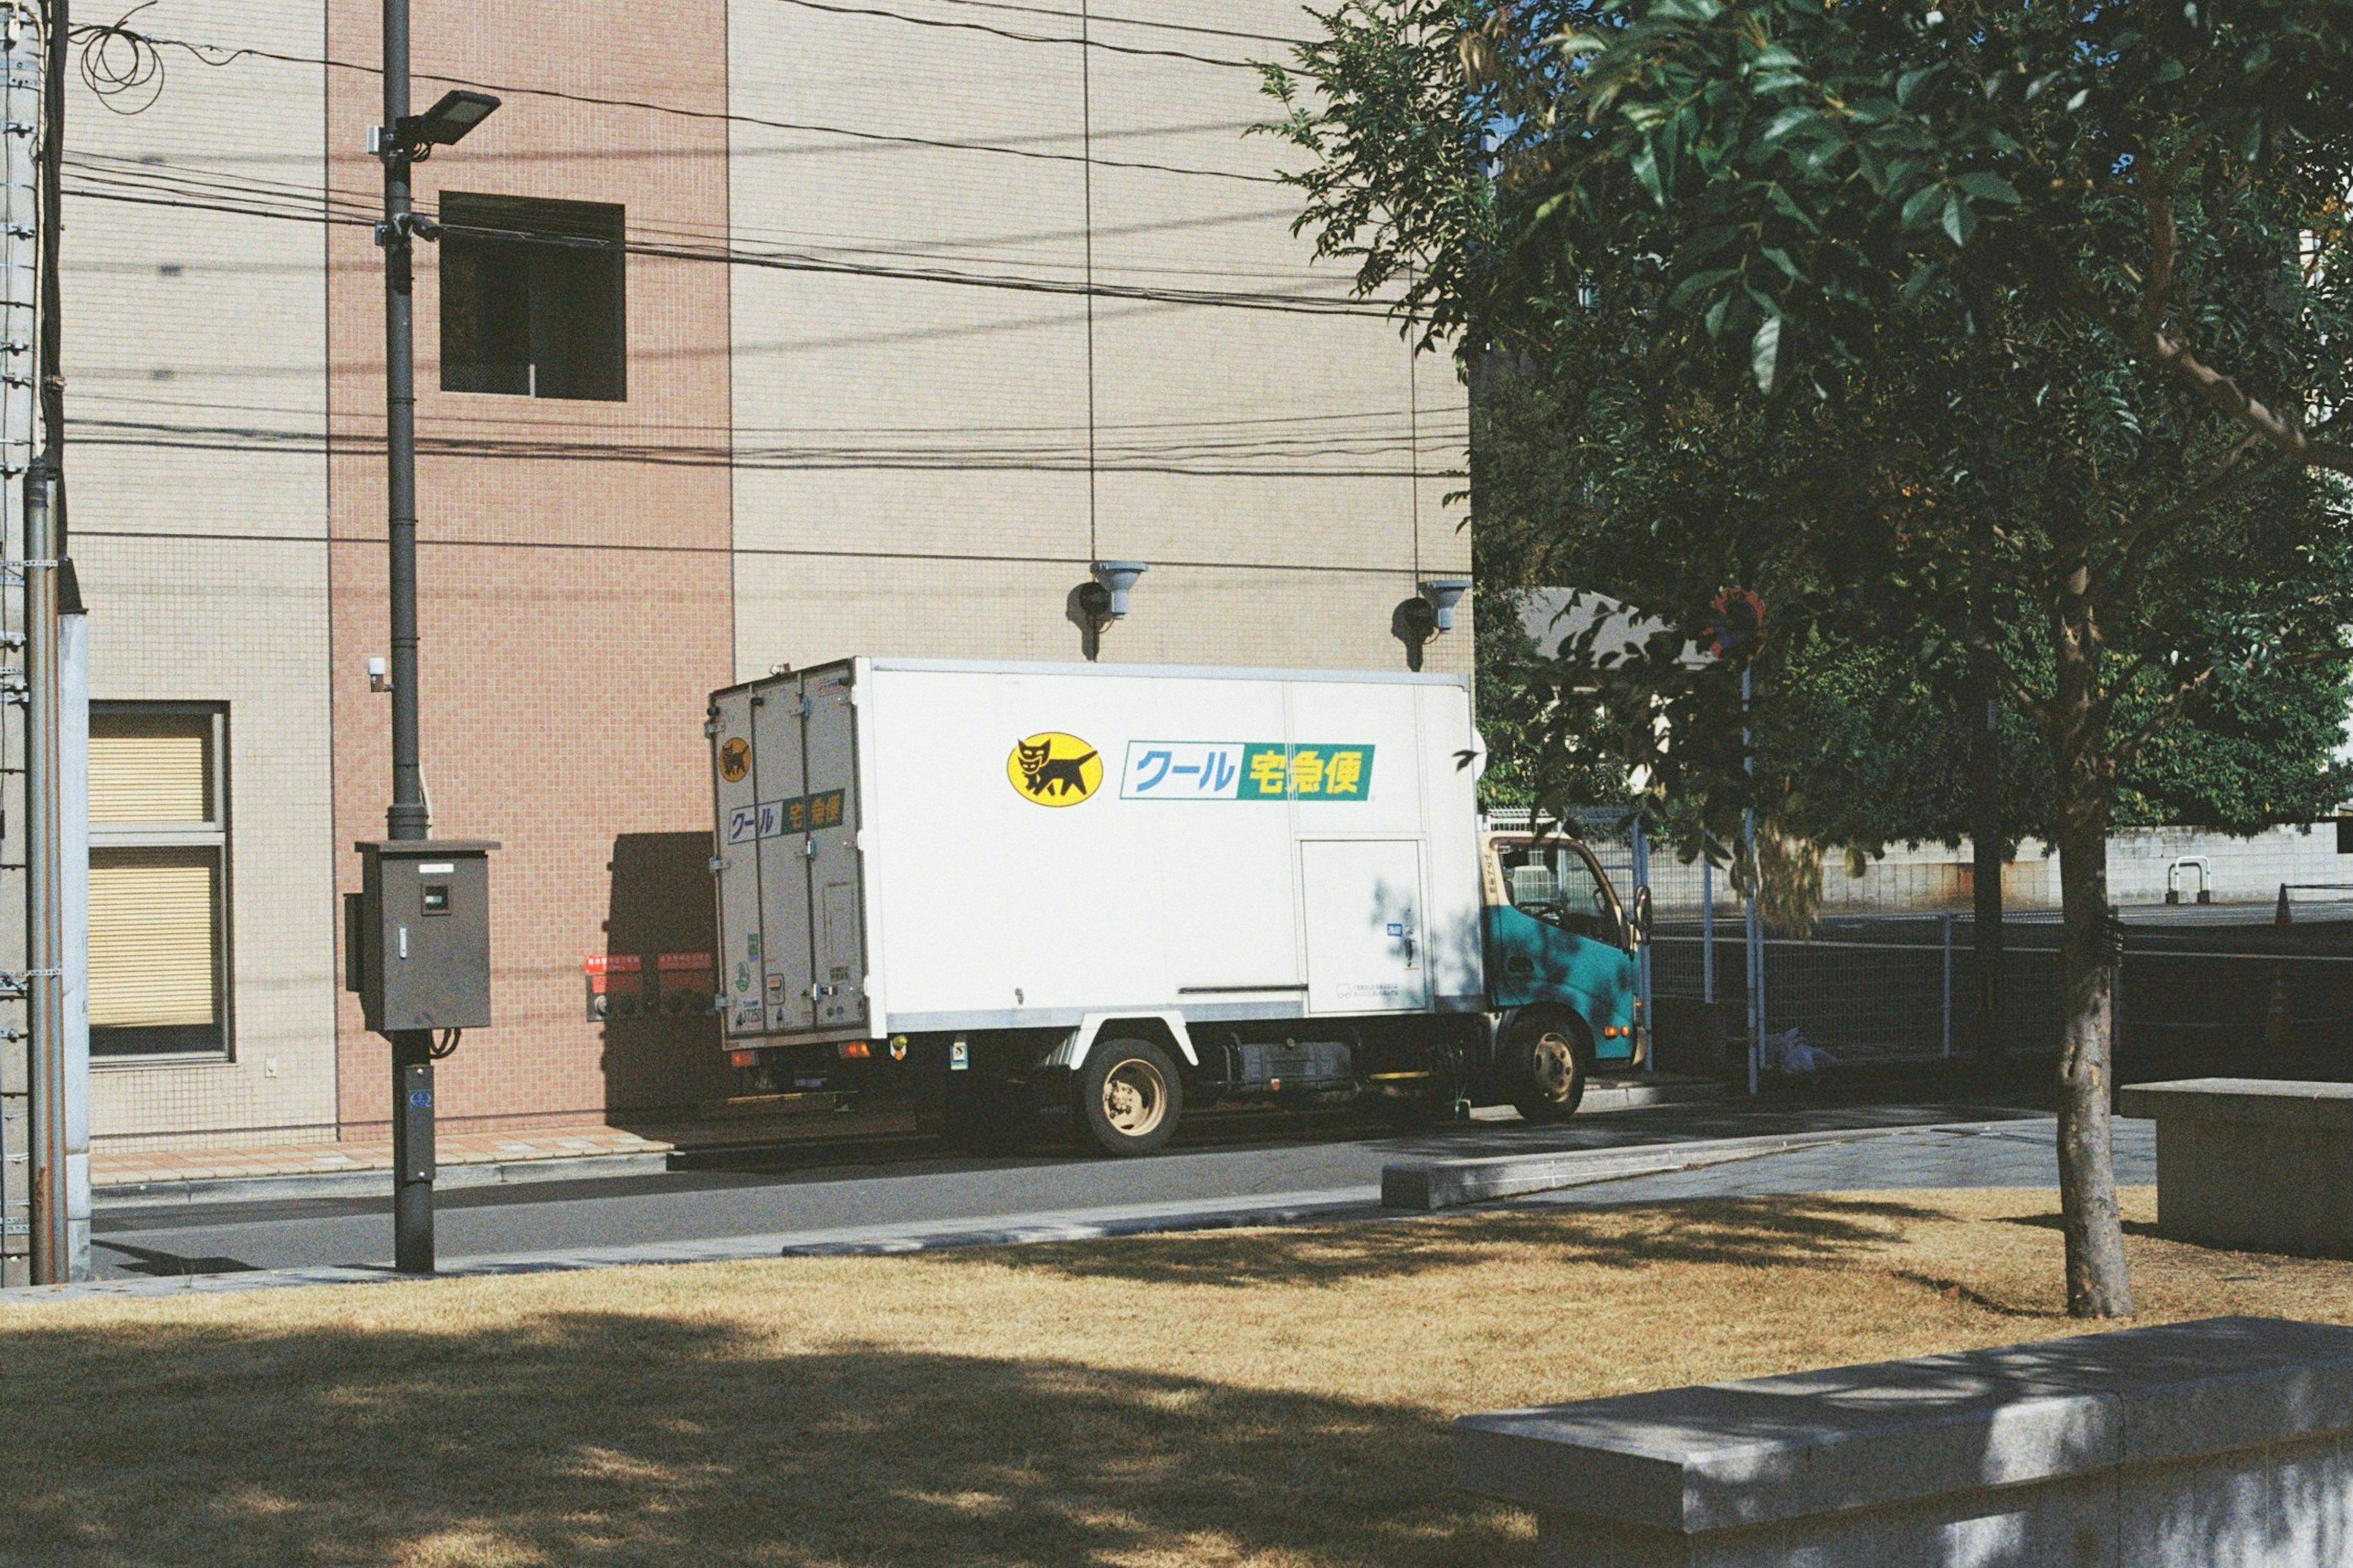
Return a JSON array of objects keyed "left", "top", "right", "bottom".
[{"left": 7, "top": 1186, "right": 2350, "bottom": 1567}]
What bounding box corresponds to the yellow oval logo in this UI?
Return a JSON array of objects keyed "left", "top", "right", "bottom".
[
  {"left": 1007, "top": 732, "right": 1102, "bottom": 806},
  {"left": 719, "top": 737, "right": 752, "bottom": 782}
]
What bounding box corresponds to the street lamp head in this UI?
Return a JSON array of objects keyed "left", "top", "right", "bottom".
[{"left": 403, "top": 89, "right": 501, "bottom": 148}]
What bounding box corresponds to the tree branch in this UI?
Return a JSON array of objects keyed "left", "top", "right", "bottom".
[
  {"left": 2112, "top": 664, "right": 2219, "bottom": 765},
  {"left": 1959, "top": 627, "right": 2047, "bottom": 723},
  {"left": 2110, "top": 437, "right": 2280, "bottom": 611},
  {"left": 2123, "top": 325, "right": 2353, "bottom": 475}
]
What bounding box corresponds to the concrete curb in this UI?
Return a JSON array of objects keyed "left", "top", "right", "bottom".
[
  {"left": 1382, "top": 1127, "right": 1901, "bottom": 1210},
  {"left": 1575, "top": 1079, "right": 1724, "bottom": 1113},
  {"left": 92, "top": 1149, "right": 679, "bottom": 1211}
]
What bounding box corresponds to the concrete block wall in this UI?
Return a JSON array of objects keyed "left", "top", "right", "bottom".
[{"left": 1648, "top": 824, "right": 2353, "bottom": 918}]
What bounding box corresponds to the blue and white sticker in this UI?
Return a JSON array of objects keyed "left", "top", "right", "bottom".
[{"left": 1120, "top": 741, "right": 1245, "bottom": 800}]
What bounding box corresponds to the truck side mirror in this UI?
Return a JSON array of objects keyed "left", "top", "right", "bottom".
[{"left": 1630, "top": 886, "right": 1653, "bottom": 949}]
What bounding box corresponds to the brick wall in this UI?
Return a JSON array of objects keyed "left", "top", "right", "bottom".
[{"left": 325, "top": 0, "right": 736, "bottom": 1137}]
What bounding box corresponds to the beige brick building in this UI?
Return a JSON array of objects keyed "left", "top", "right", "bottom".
[{"left": 67, "top": 0, "right": 1469, "bottom": 1149}]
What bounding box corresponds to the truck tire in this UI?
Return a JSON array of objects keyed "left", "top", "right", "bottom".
[
  {"left": 1077, "top": 1037, "right": 1183, "bottom": 1156},
  {"left": 1504, "top": 1010, "right": 1590, "bottom": 1124}
]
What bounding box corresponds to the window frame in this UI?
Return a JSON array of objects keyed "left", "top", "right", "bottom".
[
  {"left": 437, "top": 191, "right": 628, "bottom": 403},
  {"left": 88, "top": 701, "right": 233, "bottom": 1066},
  {"left": 1488, "top": 834, "right": 1627, "bottom": 950}
]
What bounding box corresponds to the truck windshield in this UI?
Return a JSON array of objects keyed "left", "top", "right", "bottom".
[{"left": 1497, "top": 842, "right": 1616, "bottom": 943}]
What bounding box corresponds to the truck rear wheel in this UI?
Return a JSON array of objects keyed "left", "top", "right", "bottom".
[
  {"left": 1504, "top": 1010, "right": 1590, "bottom": 1124},
  {"left": 1077, "top": 1037, "right": 1183, "bottom": 1156}
]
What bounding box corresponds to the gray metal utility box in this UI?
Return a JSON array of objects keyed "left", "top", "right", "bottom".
[{"left": 347, "top": 839, "right": 499, "bottom": 1034}]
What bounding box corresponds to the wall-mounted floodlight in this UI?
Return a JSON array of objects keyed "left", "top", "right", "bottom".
[
  {"left": 1419, "top": 577, "right": 1472, "bottom": 633},
  {"left": 1091, "top": 561, "right": 1148, "bottom": 619},
  {"left": 400, "top": 89, "right": 501, "bottom": 148}
]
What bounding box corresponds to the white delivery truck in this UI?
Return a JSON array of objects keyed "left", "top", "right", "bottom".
[{"left": 707, "top": 658, "right": 1649, "bottom": 1154}]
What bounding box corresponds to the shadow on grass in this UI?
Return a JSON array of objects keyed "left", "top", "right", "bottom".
[
  {"left": 955, "top": 1195, "right": 1951, "bottom": 1290},
  {"left": 0, "top": 1310, "right": 1521, "bottom": 1568}
]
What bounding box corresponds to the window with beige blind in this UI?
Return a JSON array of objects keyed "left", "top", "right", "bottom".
[{"left": 89, "top": 706, "right": 229, "bottom": 1059}]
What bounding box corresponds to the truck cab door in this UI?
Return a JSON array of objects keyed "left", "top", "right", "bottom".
[{"left": 1482, "top": 835, "right": 1639, "bottom": 1064}]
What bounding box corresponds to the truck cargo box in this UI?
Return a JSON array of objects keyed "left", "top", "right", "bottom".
[{"left": 708, "top": 658, "right": 1485, "bottom": 1045}]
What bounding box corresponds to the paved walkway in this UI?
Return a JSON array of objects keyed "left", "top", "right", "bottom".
[
  {"left": 24, "top": 1110, "right": 2146, "bottom": 1305},
  {"left": 93, "top": 1124, "right": 680, "bottom": 1189}
]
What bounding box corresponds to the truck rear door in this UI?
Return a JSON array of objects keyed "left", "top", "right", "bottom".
[
  {"left": 753, "top": 673, "right": 817, "bottom": 1033},
  {"left": 801, "top": 664, "right": 868, "bottom": 1032},
  {"left": 711, "top": 685, "right": 767, "bottom": 1038}
]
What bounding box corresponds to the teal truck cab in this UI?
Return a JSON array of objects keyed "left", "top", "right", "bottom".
[{"left": 1475, "top": 831, "right": 1651, "bottom": 1120}]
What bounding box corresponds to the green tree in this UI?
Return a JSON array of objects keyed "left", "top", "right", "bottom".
[{"left": 1268, "top": 0, "right": 2353, "bottom": 1316}]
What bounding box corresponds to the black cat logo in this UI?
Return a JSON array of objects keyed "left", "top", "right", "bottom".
[
  {"left": 1007, "top": 732, "right": 1102, "bottom": 807},
  {"left": 718, "top": 737, "right": 751, "bottom": 782}
]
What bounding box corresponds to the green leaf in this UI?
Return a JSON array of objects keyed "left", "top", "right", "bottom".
[
  {"left": 1953, "top": 171, "right": 2021, "bottom": 204},
  {"left": 1751, "top": 314, "right": 1783, "bottom": 394},
  {"left": 1667, "top": 267, "right": 1738, "bottom": 310},
  {"left": 1942, "top": 192, "right": 1969, "bottom": 246},
  {"left": 1760, "top": 106, "right": 1815, "bottom": 146},
  {"left": 1760, "top": 246, "right": 1802, "bottom": 280},
  {"left": 1896, "top": 66, "right": 1937, "bottom": 106},
  {"left": 1767, "top": 184, "right": 1822, "bottom": 232},
  {"left": 1630, "top": 139, "right": 1664, "bottom": 205},
  {"left": 1899, "top": 181, "right": 1946, "bottom": 232}
]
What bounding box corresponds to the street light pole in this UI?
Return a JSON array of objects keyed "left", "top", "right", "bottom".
[
  {"left": 377, "top": 0, "right": 433, "bottom": 1277},
  {"left": 371, "top": 3, "right": 495, "bottom": 1276}
]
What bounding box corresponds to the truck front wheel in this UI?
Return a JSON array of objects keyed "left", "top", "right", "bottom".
[
  {"left": 1077, "top": 1037, "right": 1183, "bottom": 1156},
  {"left": 1504, "top": 1010, "right": 1590, "bottom": 1124}
]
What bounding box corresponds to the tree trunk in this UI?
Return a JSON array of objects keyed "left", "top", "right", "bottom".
[{"left": 2047, "top": 602, "right": 2134, "bottom": 1319}]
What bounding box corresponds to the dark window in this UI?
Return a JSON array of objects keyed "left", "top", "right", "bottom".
[
  {"left": 439, "top": 192, "right": 625, "bottom": 401},
  {"left": 1496, "top": 840, "right": 1619, "bottom": 944}
]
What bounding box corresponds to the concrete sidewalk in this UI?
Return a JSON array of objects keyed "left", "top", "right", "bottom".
[{"left": 25, "top": 1114, "right": 2127, "bottom": 1306}]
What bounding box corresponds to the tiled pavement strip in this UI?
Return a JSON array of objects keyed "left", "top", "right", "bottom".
[
  {"left": 11, "top": 1116, "right": 2153, "bottom": 1305},
  {"left": 93, "top": 1122, "right": 748, "bottom": 1192}
]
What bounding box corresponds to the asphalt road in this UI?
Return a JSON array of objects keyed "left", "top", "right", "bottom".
[{"left": 90, "top": 1097, "right": 2052, "bottom": 1282}]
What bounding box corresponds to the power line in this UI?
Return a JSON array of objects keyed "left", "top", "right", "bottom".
[
  {"left": 61, "top": 178, "right": 1420, "bottom": 320},
  {"left": 74, "top": 527, "right": 1464, "bottom": 578},
  {"left": 67, "top": 151, "right": 1339, "bottom": 285},
  {"left": 915, "top": 0, "right": 1314, "bottom": 48},
  {"left": 79, "top": 25, "right": 1295, "bottom": 185},
  {"left": 751, "top": 0, "right": 1281, "bottom": 71},
  {"left": 66, "top": 415, "right": 1460, "bottom": 476},
  {"left": 75, "top": 386, "right": 1468, "bottom": 442}
]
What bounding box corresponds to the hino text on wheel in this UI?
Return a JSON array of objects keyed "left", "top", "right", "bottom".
[{"left": 706, "top": 659, "right": 1652, "bottom": 1156}]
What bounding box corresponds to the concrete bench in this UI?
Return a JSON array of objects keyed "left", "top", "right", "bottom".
[
  {"left": 1455, "top": 1316, "right": 2353, "bottom": 1566},
  {"left": 2118, "top": 1078, "right": 2353, "bottom": 1258}
]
